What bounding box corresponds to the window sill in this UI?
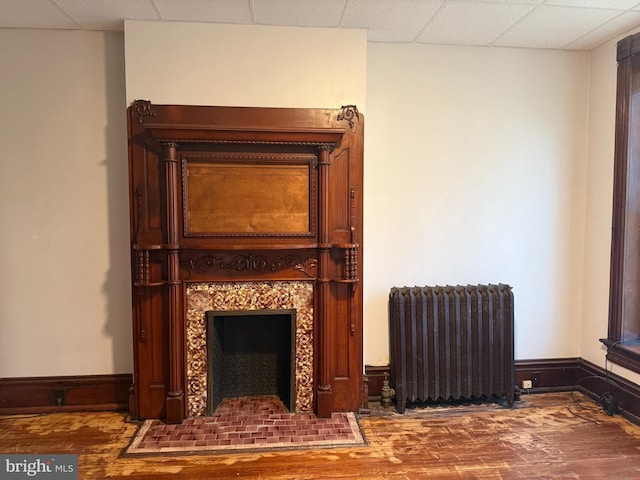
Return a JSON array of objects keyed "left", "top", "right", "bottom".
[{"left": 600, "top": 338, "right": 640, "bottom": 374}]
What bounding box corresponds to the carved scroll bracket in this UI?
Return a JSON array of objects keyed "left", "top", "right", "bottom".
[
  {"left": 337, "top": 105, "right": 360, "bottom": 129},
  {"left": 131, "top": 99, "right": 156, "bottom": 124}
]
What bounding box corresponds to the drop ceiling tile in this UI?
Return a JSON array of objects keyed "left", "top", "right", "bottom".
[
  {"left": 565, "top": 10, "right": 640, "bottom": 50},
  {"left": 341, "top": 0, "right": 444, "bottom": 42},
  {"left": 1, "top": 0, "right": 639, "bottom": 50},
  {"left": 468, "top": 0, "right": 543, "bottom": 3},
  {"left": 54, "top": 0, "right": 159, "bottom": 30},
  {"left": 417, "top": 0, "right": 536, "bottom": 46},
  {"left": 546, "top": 0, "right": 639, "bottom": 8},
  {"left": 152, "top": 0, "right": 252, "bottom": 23},
  {"left": 493, "top": 5, "right": 622, "bottom": 48},
  {"left": 253, "top": 0, "right": 346, "bottom": 27},
  {"left": 0, "top": 0, "right": 79, "bottom": 29}
]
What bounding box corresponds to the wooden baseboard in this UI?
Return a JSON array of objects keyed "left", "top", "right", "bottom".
[
  {"left": 0, "top": 374, "right": 132, "bottom": 415},
  {"left": 514, "top": 357, "right": 582, "bottom": 392},
  {"left": 365, "top": 359, "right": 583, "bottom": 398},
  {"left": 365, "top": 358, "right": 640, "bottom": 422},
  {"left": 4, "top": 361, "right": 640, "bottom": 420},
  {"left": 364, "top": 365, "right": 389, "bottom": 400},
  {"left": 576, "top": 358, "right": 640, "bottom": 424},
  {"left": 514, "top": 358, "right": 640, "bottom": 423}
]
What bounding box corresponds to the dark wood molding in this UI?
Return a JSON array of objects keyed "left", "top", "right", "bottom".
[
  {"left": 600, "top": 338, "right": 640, "bottom": 374},
  {"left": 3, "top": 361, "right": 639, "bottom": 424},
  {"left": 514, "top": 358, "right": 582, "bottom": 392},
  {"left": 366, "top": 360, "right": 582, "bottom": 398},
  {"left": 577, "top": 358, "right": 640, "bottom": 425},
  {"left": 605, "top": 31, "right": 640, "bottom": 376},
  {"left": 180, "top": 251, "right": 319, "bottom": 281},
  {"left": 364, "top": 365, "right": 390, "bottom": 401},
  {"left": 366, "top": 358, "right": 640, "bottom": 424},
  {"left": 607, "top": 33, "right": 631, "bottom": 347},
  {"left": 0, "top": 374, "right": 132, "bottom": 415}
]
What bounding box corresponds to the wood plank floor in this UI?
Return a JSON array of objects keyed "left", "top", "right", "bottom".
[{"left": 1, "top": 392, "right": 640, "bottom": 479}]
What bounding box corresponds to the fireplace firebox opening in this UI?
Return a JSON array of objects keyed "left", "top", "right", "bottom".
[{"left": 206, "top": 309, "right": 296, "bottom": 415}]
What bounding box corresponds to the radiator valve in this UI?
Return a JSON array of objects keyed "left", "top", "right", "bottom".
[{"left": 381, "top": 375, "right": 395, "bottom": 409}]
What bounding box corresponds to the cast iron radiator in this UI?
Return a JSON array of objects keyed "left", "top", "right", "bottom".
[{"left": 389, "top": 284, "right": 515, "bottom": 413}]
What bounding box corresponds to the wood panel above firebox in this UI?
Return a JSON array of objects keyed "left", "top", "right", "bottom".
[{"left": 127, "top": 102, "right": 364, "bottom": 423}]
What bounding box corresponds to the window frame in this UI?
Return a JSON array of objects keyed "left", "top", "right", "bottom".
[{"left": 604, "top": 32, "right": 640, "bottom": 373}]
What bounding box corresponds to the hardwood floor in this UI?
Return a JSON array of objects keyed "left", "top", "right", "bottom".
[{"left": 1, "top": 392, "right": 640, "bottom": 479}]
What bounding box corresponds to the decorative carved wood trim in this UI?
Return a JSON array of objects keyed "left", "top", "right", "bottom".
[
  {"left": 155, "top": 140, "right": 338, "bottom": 146},
  {"left": 292, "top": 257, "right": 318, "bottom": 277},
  {"left": 132, "top": 245, "right": 163, "bottom": 287},
  {"left": 181, "top": 255, "right": 221, "bottom": 279},
  {"left": 345, "top": 247, "right": 358, "bottom": 281},
  {"left": 338, "top": 105, "right": 360, "bottom": 129},
  {"left": 131, "top": 99, "right": 157, "bottom": 124},
  {"left": 136, "top": 249, "right": 150, "bottom": 285},
  {"left": 180, "top": 252, "right": 318, "bottom": 279},
  {"left": 317, "top": 143, "right": 335, "bottom": 153}
]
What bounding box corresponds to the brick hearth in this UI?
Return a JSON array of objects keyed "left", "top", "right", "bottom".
[{"left": 125, "top": 396, "right": 364, "bottom": 454}]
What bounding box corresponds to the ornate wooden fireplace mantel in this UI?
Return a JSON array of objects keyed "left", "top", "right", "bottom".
[{"left": 127, "top": 101, "right": 364, "bottom": 423}]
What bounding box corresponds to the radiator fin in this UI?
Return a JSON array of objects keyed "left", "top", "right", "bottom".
[{"left": 389, "top": 284, "right": 514, "bottom": 413}]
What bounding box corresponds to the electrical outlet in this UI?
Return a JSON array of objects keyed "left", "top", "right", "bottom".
[
  {"left": 522, "top": 380, "right": 533, "bottom": 389},
  {"left": 55, "top": 390, "right": 65, "bottom": 406},
  {"left": 531, "top": 372, "right": 540, "bottom": 388}
]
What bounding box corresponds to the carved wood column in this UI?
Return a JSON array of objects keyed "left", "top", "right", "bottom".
[
  {"left": 316, "top": 143, "right": 333, "bottom": 417},
  {"left": 163, "top": 142, "right": 185, "bottom": 424}
]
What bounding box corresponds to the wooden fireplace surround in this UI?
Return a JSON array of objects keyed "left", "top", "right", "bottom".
[{"left": 127, "top": 101, "right": 364, "bottom": 423}]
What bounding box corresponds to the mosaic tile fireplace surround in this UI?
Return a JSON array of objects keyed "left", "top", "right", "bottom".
[{"left": 186, "top": 281, "right": 314, "bottom": 417}]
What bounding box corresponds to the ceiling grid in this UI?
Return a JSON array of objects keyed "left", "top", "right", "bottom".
[{"left": 1, "top": 0, "right": 640, "bottom": 50}]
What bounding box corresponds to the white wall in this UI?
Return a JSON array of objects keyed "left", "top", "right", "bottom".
[
  {"left": 3, "top": 22, "right": 627, "bottom": 382},
  {"left": 0, "top": 22, "right": 366, "bottom": 379},
  {"left": 124, "top": 21, "right": 367, "bottom": 109},
  {"left": 0, "top": 29, "right": 131, "bottom": 377},
  {"left": 582, "top": 28, "right": 640, "bottom": 385},
  {"left": 365, "top": 44, "right": 589, "bottom": 365}
]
